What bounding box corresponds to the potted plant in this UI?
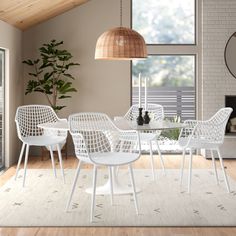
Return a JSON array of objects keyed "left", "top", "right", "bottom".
[
  {"left": 23, "top": 39, "right": 79, "bottom": 112},
  {"left": 23, "top": 39, "right": 79, "bottom": 158}
]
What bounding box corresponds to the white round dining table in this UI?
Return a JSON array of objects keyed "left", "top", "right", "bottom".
[{"left": 38, "top": 118, "right": 186, "bottom": 195}]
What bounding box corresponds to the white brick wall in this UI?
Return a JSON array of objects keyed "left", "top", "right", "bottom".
[{"left": 203, "top": 0, "right": 236, "bottom": 119}]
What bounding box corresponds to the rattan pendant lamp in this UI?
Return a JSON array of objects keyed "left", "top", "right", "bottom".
[{"left": 95, "top": 0, "right": 147, "bottom": 60}]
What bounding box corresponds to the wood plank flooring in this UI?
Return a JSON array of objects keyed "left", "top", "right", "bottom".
[{"left": 0, "top": 154, "right": 236, "bottom": 236}]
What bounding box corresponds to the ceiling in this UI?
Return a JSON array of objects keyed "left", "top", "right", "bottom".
[{"left": 0, "top": 0, "right": 89, "bottom": 30}]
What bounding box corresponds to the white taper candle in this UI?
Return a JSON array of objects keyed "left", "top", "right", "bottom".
[
  {"left": 144, "top": 77, "right": 147, "bottom": 111},
  {"left": 138, "top": 73, "right": 141, "bottom": 108}
]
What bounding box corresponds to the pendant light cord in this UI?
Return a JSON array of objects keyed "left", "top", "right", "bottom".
[{"left": 120, "top": 0, "right": 123, "bottom": 27}]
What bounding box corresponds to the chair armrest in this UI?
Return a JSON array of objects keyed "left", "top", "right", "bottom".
[
  {"left": 179, "top": 120, "right": 223, "bottom": 147},
  {"left": 114, "top": 116, "right": 124, "bottom": 121},
  {"left": 178, "top": 120, "right": 198, "bottom": 139},
  {"left": 117, "top": 130, "right": 141, "bottom": 154},
  {"left": 181, "top": 119, "right": 218, "bottom": 132}
]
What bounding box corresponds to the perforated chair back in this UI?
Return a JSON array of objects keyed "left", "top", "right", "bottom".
[
  {"left": 124, "top": 103, "right": 164, "bottom": 122},
  {"left": 207, "top": 107, "right": 233, "bottom": 144},
  {"left": 179, "top": 107, "right": 233, "bottom": 147},
  {"left": 15, "top": 105, "right": 64, "bottom": 140},
  {"left": 69, "top": 112, "right": 139, "bottom": 162}
]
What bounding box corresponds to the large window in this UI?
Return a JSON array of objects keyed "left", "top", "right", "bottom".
[
  {"left": 132, "top": 55, "right": 195, "bottom": 120},
  {"left": 132, "top": 0, "right": 195, "bottom": 44},
  {"left": 132, "top": 0, "right": 197, "bottom": 121},
  {"left": 0, "top": 49, "right": 4, "bottom": 169}
]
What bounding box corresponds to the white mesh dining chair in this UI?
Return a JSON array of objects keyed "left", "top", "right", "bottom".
[
  {"left": 178, "top": 107, "right": 233, "bottom": 193},
  {"left": 15, "top": 105, "right": 67, "bottom": 187},
  {"left": 66, "top": 112, "right": 141, "bottom": 222},
  {"left": 123, "top": 104, "right": 165, "bottom": 180}
]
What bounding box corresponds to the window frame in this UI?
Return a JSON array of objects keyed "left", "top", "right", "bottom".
[
  {"left": 131, "top": 54, "right": 196, "bottom": 119},
  {"left": 0, "top": 49, "right": 5, "bottom": 171}
]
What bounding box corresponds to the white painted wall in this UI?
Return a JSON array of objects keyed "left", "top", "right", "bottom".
[
  {"left": 23, "top": 0, "right": 131, "bottom": 119},
  {"left": 202, "top": 0, "right": 236, "bottom": 158},
  {"left": 0, "top": 20, "right": 23, "bottom": 167},
  {"left": 202, "top": 0, "right": 236, "bottom": 119}
]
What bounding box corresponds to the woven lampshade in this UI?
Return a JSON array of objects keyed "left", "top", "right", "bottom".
[{"left": 95, "top": 26, "right": 147, "bottom": 60}]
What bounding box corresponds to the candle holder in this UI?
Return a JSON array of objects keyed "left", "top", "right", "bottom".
[
  {"left": 144, "top": 111, "right": 151, "bottom": 124},
  {"left": 137, "top": 107, "right": 144, "bottom": 125}
]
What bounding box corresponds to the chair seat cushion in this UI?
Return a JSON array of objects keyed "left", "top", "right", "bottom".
[
  {"left": 90, "top": 152, "right": 140, "bottom": 166},
  {"left": 21, "top": 135, "right": 66, "bottom": 146}
]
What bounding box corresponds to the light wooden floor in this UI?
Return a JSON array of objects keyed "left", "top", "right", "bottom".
[{"left": 0, "top": 154, "right": 236, "bottom": 236}]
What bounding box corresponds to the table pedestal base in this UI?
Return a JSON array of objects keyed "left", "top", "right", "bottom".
[{"left": 85, "top": 168, "right": 141, "bottom": 195}]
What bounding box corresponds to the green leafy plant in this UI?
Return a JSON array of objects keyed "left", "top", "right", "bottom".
[
  {"left": 23, "top": 39, "right": 79, "bottom": 112},
  {"left": 161, "top": 116, "right": 181, "bottom": 140}
]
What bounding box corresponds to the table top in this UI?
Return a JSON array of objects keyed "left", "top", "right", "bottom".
[
  {"left": 38, "top": 120, "right": 69, "bottom": 131},
  {"left": 114, "top": 119, "right": 186, "bottom": 131},
  {"left": 38, "top": 118, "right": 185, "bottom": 131}
]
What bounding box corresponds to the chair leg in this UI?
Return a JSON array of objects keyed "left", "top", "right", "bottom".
[
  {"left": 149, "top": 141, "right": 156, "bottom": 181},
  {"left": 210, "top": 149, "right": 219, "bottom": 185},
  {"left": 128, "top": 164, "right": 139, "bottom": 215},
  {"left": 217, "top": 148, "right": 230, "bottom": 193},
  {"left": 57, "top": 144, "right": 65, "bottom": 183},
  {"left": 66, "top": 161, "right": 82, "bottom": 211},
  {"left": 49, "top": 146, "right": 57, "bottom": 178},
  {"left": 116, "top": 166, "right": 120, "bottom": 177},
  {"left": 180, "top": 149, "right": 186, "bottom": 186},
  {"left": 15, "top": 143, "right": 26, "bottom": 180},
  {"left": 137, "top": 131, "right": 142, "bottom": 155},
  {"left": 90, "top": 165, "right": 98, "bottom": 222},
  {"left": 156, "top": 140, "right": 166, "bottom": 175},
  {"left": 116, "top": 140, "right": 124, "bottom": 177},
  {"left": 41, "top": 147, "right": 44, "bottom": 161},
  {"left": 23, "top": 144, "right": 30, "bottom": 187},
  {"left": 188, "top": 148, "right": 193, "bottom": 194},
  {"left": 109, "top": 166, "right": 114, "bottom": 206},
  {"left": 65, "top": 141, "right": 68, "bottom": 160}
]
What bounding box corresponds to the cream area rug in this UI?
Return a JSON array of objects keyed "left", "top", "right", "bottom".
[{"left": 0, "top": 168, "right": 236, "bottom": 226}]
